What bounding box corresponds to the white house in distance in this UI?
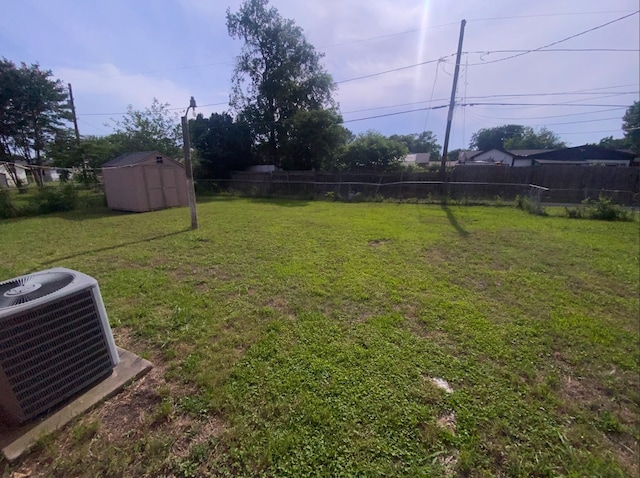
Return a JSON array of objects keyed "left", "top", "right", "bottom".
[
  {"left": 403, "top": 153, "right": 431, "bottom": 167},
  {"left": 459, "top": 145, "right": 637, "bottom": 167},
  {"left": 0, "top": 162, "right": 30, "bottom": 187}
]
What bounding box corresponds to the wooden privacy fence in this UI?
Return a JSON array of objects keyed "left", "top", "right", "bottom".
[{"left": 224, "top": 166, "right": 640, "bottom": 205}]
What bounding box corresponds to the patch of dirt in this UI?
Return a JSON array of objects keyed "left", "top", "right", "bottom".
[
  {"left": 89, "top": 366, "right": 167, "bottom": 442},
  {"left": 436, "top": 412, "right": 457, "bottom": 435},
  {"left": 171, "top": 417, "right": 227, "bottom": 459},
  {"left": 437, "top": 450, "right": 459, "bottom": 478}
]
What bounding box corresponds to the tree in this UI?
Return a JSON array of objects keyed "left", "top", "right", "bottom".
[
  {"left": 389, "top": 131, "right": 441, "bottom": 161},
  {"left": 189, "top": 113, "right": 253, "bottom": 179},
  {"left": 0, "top": 58, "right": 71, "bottom": 186},
  {"left": 111, "top": 98, "right": 181, "bottom": 158},
  {"left": 596, "top": 136, "right": 629, "bottom": 150},
  {"left": 469, "top": 125, "right": 525, "bottom": 150},
  {"left": 281, "top": 109, "right": 349, "bottom": 170},
  {"left": 622, "top": 101, "right": 639, "bottom": 152},
  {"left": 227, "top": 0, "right": 336, "bottom": 166},
  {"left": 503, "top": 126, "right": 566, "bottom": 150},
  {"left": 469, "top": 124, "right": 565, "bottom": 151},
  {"left": 340, "top": 131, "right": 408, "bottom": 171}
]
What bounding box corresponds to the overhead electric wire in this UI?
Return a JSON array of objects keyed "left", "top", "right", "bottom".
[
  {"left": 465, "top": 48, "right": 639, "bottom": 54},
  {"left": 460, "top": 102, "right": 631, "bottom": 108},
  {"left": 334, "top": 55, "right": 454, "bottom": 84},
  {"left": 465, "top": 10, "right": 639, "bottom": 66},
  {"left": 320, "top": 10, "right": 636, "bottom": 49},
  {"left": 341, "top": 88, "right": 636, "bottom": 115},
  {"left": 77, "top": 101, "right": 228, "bottom": 116}
]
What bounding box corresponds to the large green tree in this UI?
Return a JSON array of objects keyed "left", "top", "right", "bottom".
[
  {"left": 469, "top": 125, "right": 525, "bottom": 151},
  {"left": 227, "top": 0, "right": 337, "bottom": 166},
  {"left": 503, "top": 126, "right": 566, "bottom": 150},
  {"left": 469, "top": 124, "right": 565, "bottom": 151},
  {"left": 389, "top": 131, "right": 441, "bottom": 160},
  {"left": 340, "top": 131, "right": 408, "bottom": 171},
  {"left": 0, "top": 58, "right": 71, "bottom": 186},
  {"left": 281, "top": 109, "right": 349, "bottom": 170},
  {"left": 622, "top": 101, "right": 639, "bottom": 152},
  {"left": 189, "top": 112, "right": 254, "bottom": 179},
  {"left": 110, "top": 98, "right": 181, "bottom": 158}
]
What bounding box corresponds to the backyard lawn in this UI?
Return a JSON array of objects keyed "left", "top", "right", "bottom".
[{"left": 1, "top": 197, "right": 638, "bottom": 477}]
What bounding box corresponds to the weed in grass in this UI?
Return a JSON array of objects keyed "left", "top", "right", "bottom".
[
  {"left": 565, "top": 195, "right": 635, "bottom": 222},
  {"left": 71, "top": 419, "right": 100, "bottom": 444}
]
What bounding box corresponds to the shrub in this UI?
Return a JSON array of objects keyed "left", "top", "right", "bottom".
[
  {"left": 28, "top": 184, "right": 78, "bottom": 214},
  {"left": 515, "top": 194, "right": 547, "bottom": 216},
  {"left": 0, "top": 189, "right": 17, "bottom": 219},
  {"left": 565, "top": 195, "right": 634, "bottom": 221}
]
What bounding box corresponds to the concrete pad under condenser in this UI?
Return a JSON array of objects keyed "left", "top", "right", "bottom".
[{"left": 0, "top": 347, "right": 152, "bottom": 463}]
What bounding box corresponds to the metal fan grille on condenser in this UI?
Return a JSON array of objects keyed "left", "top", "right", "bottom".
[{"left": 0, "top": 272, "right": 75, "bottom": 308}]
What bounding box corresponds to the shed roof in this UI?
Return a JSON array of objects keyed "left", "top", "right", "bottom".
[{"left": 102, "top": 151, "right": 164, "bottom": 168}]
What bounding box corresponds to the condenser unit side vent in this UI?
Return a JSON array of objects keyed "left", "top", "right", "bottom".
[{"left": 0, "top": 280, "right": 116, "bottom": 423}]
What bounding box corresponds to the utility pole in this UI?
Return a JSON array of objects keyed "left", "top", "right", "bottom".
[
  {"left": 181, "top": 96, "right": 199, "bottom": 230},
  {"left": 439, "top": 19, "right": 466, "bottom": 176},
  {"left": 68, "top": 83, "right": 87, "bottom": 179}
]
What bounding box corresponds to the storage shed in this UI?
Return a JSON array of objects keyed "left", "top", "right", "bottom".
[{"left": 102, "top": 151, "right": 188, "bottom": 212}]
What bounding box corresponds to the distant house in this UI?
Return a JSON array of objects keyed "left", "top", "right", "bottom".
[
  {"left": 247, "top": 164, "right": 278, "bottom": 173},
  {"left": 527, "top": 145, "right": 636, "bottom": 167},
  {"left": 0, "top": 162, "right": 29, "bottom": 187},
  {"left": 403, "top": 153, "right": 431, "bottom": 167},
  {"left": 42, "top": 167, "right": 61, "bottom": 182},
  {"left": 459, "top": 145, "right": 636, "bottom": 167},
  {"left": 102, "top": 151, "right": 188, "bottom": 212}
]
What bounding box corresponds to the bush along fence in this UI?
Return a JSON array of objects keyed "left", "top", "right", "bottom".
[
  {"left": 0, "top": 183, "right": 106, "bottom": 219},
  {"left": 220, "top": 165, "right": 639, "bottom": 205}
]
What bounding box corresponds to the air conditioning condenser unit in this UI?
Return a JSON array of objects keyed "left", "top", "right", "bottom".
[{"left": 0, "top": 268, "right": 119, "bottom": 425}]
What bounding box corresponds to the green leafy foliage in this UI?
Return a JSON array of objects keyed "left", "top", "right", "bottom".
[
  {"left": 340, "top": 130, "right": 408, "bottom": 171},
  {"left": 189, "top": 113, "right": 253, "bottom": 179},
  {"left": 622, "top": 101, "right": 639, "bottom": 152},
  {"left": 110, "top": 98, "right": 182, "bottom": 158},
  {"left": 565, "top": 195, "right": 634, "bottom": 221},
  {"left": 470, "top": 124, "right": 566, "bottom": 151},
  {"left": 27, "top": 183, "right": 78, "bottom": 214},
  {"left": 281, "top": 109, "right": 349, "bottom": 170},
  {"left": 389, "top": 131, "right": 442, "bottom": 161},
  {"left": 227, "top": 0, "right": 337, "bottom": 166},
  {"left": 0, "top": 58, "right": 72, "bottom": 185},
  {"left": 0, "top": 188, "right": 16, "bottom": 218}
]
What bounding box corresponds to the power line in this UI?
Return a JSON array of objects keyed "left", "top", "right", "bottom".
[
  {"left": 334, "top": 55, "right": 454, "bottom": 84},
  {"left": 460, "top": 107, "right": 627, "bottom": 121},
  {"left": 319, "top": 10, "right": 636, "bottom": 49},
  {"left": 465, "top": 48, "right": 639, "bottom": 55},
  {"left": 342, "top": 101, "right": 631, "bottom": 125},
  {"left": 342, "top": 105, "right": 449, "bottom": 123},
  {"left": 341, "top": 89, "right": 636, "bottom": 115},
  {"left": 467, "top": 10, "right": 636, "bottom": 22},
  {"left": 77, "top": 101, "right": 228, "bottom": 117},
  {"left": 461, "top": 102, "right": 631, "bottom": 108},
  {"left": 466, "top": 10, "right": 639, "bottom": 66}
]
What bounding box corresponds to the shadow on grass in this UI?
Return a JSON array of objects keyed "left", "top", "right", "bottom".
[
  {"left": 441, "top": 204, "right": 469, "bottom": 237},
  {"left": 31, "top": 228, "right": 190, "bottom": 272}
]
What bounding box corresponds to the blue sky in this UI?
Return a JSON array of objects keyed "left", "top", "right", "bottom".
[{"left": 1, "top": 0, "right": 638, "bottom": 150}]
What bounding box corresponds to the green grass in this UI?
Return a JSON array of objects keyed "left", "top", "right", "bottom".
[{"left": 1, "top": 198, "right": 638, "bottom": 477}]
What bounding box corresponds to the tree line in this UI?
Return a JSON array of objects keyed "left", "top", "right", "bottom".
[{"left": 1, "top": 0, "right": 638, "bottom": 186}]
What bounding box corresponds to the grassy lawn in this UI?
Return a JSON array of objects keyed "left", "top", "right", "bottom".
[{"left": 1, "top": 198, "right": 638, "bottom": 477}]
